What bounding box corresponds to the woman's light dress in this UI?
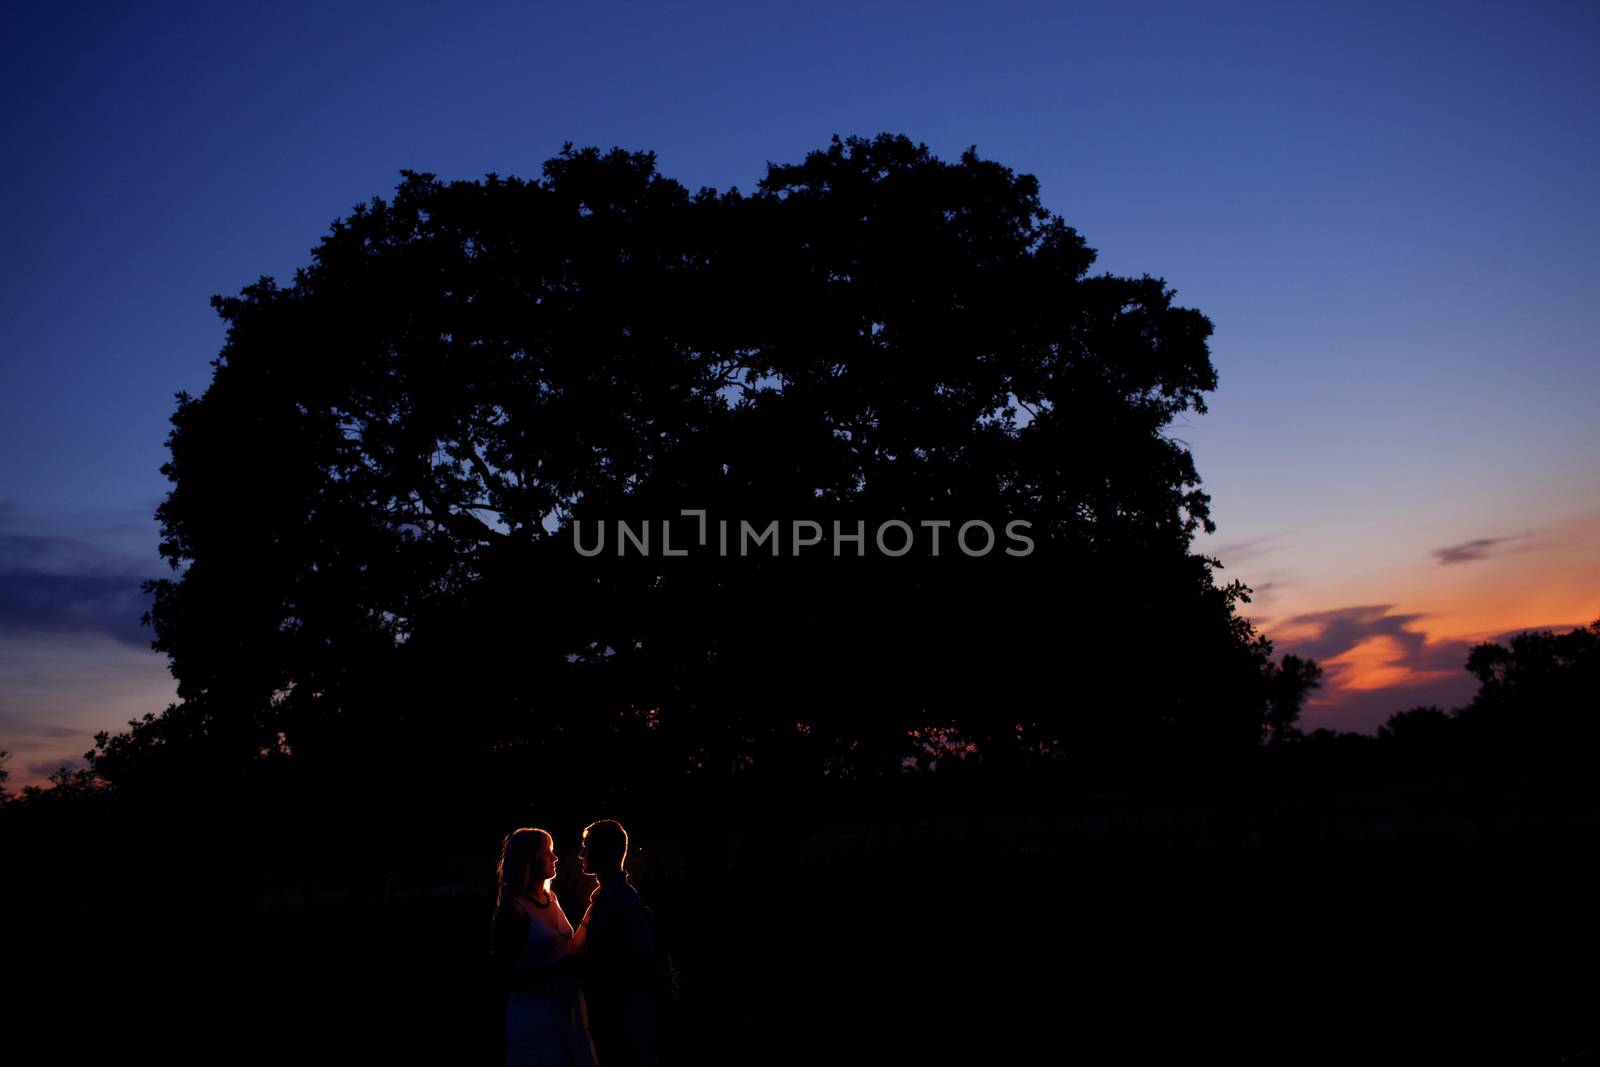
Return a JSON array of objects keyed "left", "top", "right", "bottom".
[{"left": 504, "top": 892, "right": 595, "bottom": 1067}]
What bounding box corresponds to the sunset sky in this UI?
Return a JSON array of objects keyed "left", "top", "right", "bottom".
[{"left": 3, "top": 1, "right": 1596, "bottom": 784}]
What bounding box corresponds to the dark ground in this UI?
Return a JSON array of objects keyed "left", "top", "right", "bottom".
[{"left": 10, "top": 767, "right": 1598, "bottom": 1064}]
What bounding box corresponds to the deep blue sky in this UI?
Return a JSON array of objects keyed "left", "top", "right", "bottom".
[{"left": 3, "top": 0, "right": 1597, "bottom": 781}]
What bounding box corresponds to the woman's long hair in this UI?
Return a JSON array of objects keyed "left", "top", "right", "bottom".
[{"left": 495, "top": 827, "right": 553, "bottom": 909}]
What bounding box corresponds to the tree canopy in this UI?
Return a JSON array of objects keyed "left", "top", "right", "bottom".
[
  {"left": 1453, "top": 619, "right": 1600, "bottom": 755},
  {"left": 98, "top": 135, "right": 1289, "bottom": 802}
]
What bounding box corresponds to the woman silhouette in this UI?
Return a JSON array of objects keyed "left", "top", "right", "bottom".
[{"left": 491, "top": 828, "right": 596, "bottom": 1067}]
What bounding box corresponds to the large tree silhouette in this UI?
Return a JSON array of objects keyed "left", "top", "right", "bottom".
[{"left": 99, "top": 135, "right": 1286, "bottom": 801}]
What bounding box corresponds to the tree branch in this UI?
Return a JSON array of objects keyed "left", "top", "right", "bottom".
[
  {"left": 461, "top": 443, "right": 510, "bottom": 504},
  {"left": 415, "top": 483, "right": 508, "bottom": 544}
]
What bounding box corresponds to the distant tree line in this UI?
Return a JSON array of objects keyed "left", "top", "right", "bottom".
[{"left": 1372, "top": 618, "right": 1599, "bottom": 759}]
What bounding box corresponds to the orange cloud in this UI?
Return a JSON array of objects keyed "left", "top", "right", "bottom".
[{"left": 1319, "top": 633, "right": 1459, "bottom": 692}]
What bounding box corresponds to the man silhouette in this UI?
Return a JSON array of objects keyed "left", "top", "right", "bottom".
[{"left": 575, "top": 819, "right": 658, "bottom": 1067}]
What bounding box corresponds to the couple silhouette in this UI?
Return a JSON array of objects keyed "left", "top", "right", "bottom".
[{"left": 492, "top": 819, "right": 659, "bottom": 1067}]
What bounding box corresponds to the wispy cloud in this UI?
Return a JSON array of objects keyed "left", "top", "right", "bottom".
[
  {"left": 0, "top": 570, "right": 154, "bottom": 646},
  {"left": 1270, "top": 604, "right": 1477, "bottom": 731},
  {"left": 0, "top": 714, "right": 87, "bottom": 741},
  {"left": 1233, "top": 574, "right": 1295, "bottom": 619},
  {"left": 24, "top": 755, "right": 86, "bottom": 778},
  {"left": 0, "top": 502, "right": 161, "bottom": 647},
  {"left": 1275, "top": 604, "right": 1450, "bottom": 668},
  {"left": 1431, "top": 534, "right": 1534, "bottom": 566},
  {"left": 1205, "top": 534, "right": 1286, "bottom": 566}
]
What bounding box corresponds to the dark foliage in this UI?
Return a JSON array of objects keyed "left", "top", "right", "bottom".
[
  {"left": 94, "top": 135, "right": 1292, "bottom": 814},
  {"left": 1370, "top": 617, "right": 1600, "bottom": 765}
]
